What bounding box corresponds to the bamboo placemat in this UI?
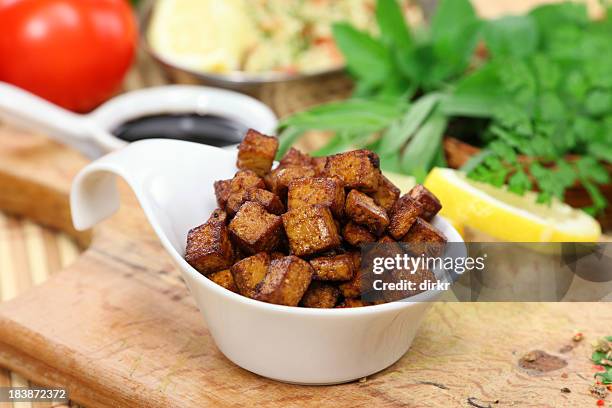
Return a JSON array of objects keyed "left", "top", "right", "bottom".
[{"left": 0, "top": 212, "right": 81, "bottom": 408}]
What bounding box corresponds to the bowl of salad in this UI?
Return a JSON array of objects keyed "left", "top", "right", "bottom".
[{"left": 140, "top": 0, "right": 423, "bottom": 102}]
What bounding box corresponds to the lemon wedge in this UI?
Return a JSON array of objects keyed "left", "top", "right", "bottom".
[
  {"left": 148, "top": 0, "right": 255, "bottom": 73},
  {"left": 423, "top": 167, "right": 601, "bottom": 242}
]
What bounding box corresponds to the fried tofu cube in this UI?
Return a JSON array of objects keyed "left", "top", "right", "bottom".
[
  {"left": 338, "top": 271, "right": 363, "bottom": 299},
  {"left": 226, "top": 188, "right": 285, "bottom": 216},
  {"left": 236, "top": 129, "right": 278, "bottom": 176},
  {"left": 265, "top": 165, "right": 316, "bottom": 200},
  {"left": 323, "top": 150, "right": 380, "bottom": 192},
  {"left": 342, "top": 222, "right": 376, "bottom": 247},
  {"left": 309, "top": 253, "right": 355, "bottom": 281},
  {"left": 372, "top": 174, "right": 400, "bottom": 212},
  {"left": 312, "top": 156, "right": 328, "bottom": 176},
  {"left": 230, "top": 170, "right": 266, "bottom": 193},
  {"left": 225, "top": 170, "right": 267, "bottom": 214},
  {"left": 230, "top": 252, "right": 270, "bottom": 298},
  {"left": 185, "top": 218, "right": 234, "bottom": 275},
  {"left": 408, "top": 184, "right": 442, "bottom": 221},
  {"left": 279, "top": 147, "right": 313, "bottom": 167},
  {"left": 401, "top": 218, "right": 447, "bottom": 257},
  {"left": 208, "top": 269, "right": 238, "bottom": 293},
  {"left": 338, "top": 252, "right": 376, "bottom": 298},
  {"left": 300, "top": 282, "right": 340, "bottom": 308},
  {"left": 229, "top": 202, "right": 283, "bottom": 254},
  {"left": 336, "top": 298, "right": 367, "bottom": 308},
  {"left": 245, "top": 188, "right": 284, "bottom": 214},
  {"left": 254, "top": 256, "right": 313, "bottom": 306},
  {"left": 282, "top": 205, "right": 341, "bottom": 256},
  {"left": 225, "top": 191, "right": 248, "bottom": 216},
  {"left": 345, "top": 189, "right": 389, "bottom": 236},
  {"left": 382, "top": 266, "right": 436, "bottom": 302},
  {"left": 287, "top": 177, "right": 345, "bottom": 217},
  {"left": 388, "top": 195, "right": 423, "bottom": 239},
  {"left": 214, "top": 179, "right": 231, "bottom": 209}
]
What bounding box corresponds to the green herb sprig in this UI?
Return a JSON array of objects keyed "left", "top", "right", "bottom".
[{"left": 277, "top": 0, "right": 612, "bottom": 214}]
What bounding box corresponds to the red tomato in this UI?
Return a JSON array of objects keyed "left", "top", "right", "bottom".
[{"left": 0, "top": 0, "right": 137, "bottom": 112}]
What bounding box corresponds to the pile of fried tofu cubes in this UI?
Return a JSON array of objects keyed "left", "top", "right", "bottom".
[{"left": 184, "top": 129, "right": 447, "bottom": 308}]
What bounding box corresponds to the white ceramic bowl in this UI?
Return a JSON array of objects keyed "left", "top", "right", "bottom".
[
  {"left": 0, "top": 82, "right": 277, "bottom": 158},
  {"left": 70, "top": 139, "right": 464, "bottom": 384}
]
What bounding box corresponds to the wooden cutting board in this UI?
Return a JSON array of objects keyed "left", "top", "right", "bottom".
[{"left": 1, "top": 128, "right": 612, "bottom": 408}]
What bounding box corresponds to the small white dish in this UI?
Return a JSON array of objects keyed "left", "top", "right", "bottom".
[
  {"left": 0, "top": 82, "right": 277, "bottom": 157},
  {"left": 70, "top": 139, "right": 465, "bottom": 384}
]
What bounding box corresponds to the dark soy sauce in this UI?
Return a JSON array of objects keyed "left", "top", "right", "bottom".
[{"left": 112, "top": 113, "right": 248, "bottom": 147}]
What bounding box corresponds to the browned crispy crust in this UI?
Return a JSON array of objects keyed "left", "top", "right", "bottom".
[
  {"left": 388, "top": 195, "right": 423, "bottom": 239},
  {"left": 300, "top": 282, "right": 340, "bottom": 308},
  {"left": 226, "top": 188, "right": 285, "bottom": 216},
  {"left": 230, "top": 252, "right": 270, "bottom": 298},
  {"left": 372, "top": 174, "right": 400, "bottom": 212},
  {"left": 382, "top": 267, "right": 436, "bottom": 302},
  {"left": 312, "top": 156, "right": 328, "bottom": 176},
  {"left": 265, "top": 165, "right": 316, "bottom": 200},
  {"left": 401, "top": 218, "right": 447, "bottom": 257},
  {"left": 408, "top": 184, "right": 442, "bottom": 221},
  {"left": 287, "top": 177, "right": 345, "bottom": 217},
  {"left": 338, "top": 272, "right": 363, "bottom": 299},
  {"left": 254, "top": 256, "right": 313, "bottom": 306},
  {"left": 282, "top": 205, "right": 341, "bottom": 256},
  {"left": 213, "top": 179, "right": 231, "bottom": 209},
  {"left": 237, "top": 129, "right": 279, "bottom": 176},
  {"left": 345, "top": 190, "right": 389, "bottom": 236},
  {"left": 229, "top": 202, "right": 283, "bottom": 254},
  {"left": 225, "top": 170, "right": 267, "bottom": 214},
  {"left": 323, "top": 150, "right": 381, "bottom": 192},
  {"left": 185, "top": 216, "right": 234, "bottom": 275},
  {"left": 309, "top": 253, "right": 354, "bottom": 281},
  {"left": 208, "top": 269, "right": 239, "bottom": 293},
  {"left": 342, "top": 222, "right": 376, "bottom": 247},
  {"left": 279, "top": 147, "right": 313, "bottom": 167}
]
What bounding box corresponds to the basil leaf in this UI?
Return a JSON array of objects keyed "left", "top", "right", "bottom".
[
  {"left": 483, "top": 15, "right": 539, "bottom": 58},
  {"left": 400, "top": 111, "right": 448, "bottom": 180},
  {"left": 332, "top": 23, "right": 393, "bottom": 84},
  {"left": 379, "top": 93, "right": 441, "bottom": 155}
]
